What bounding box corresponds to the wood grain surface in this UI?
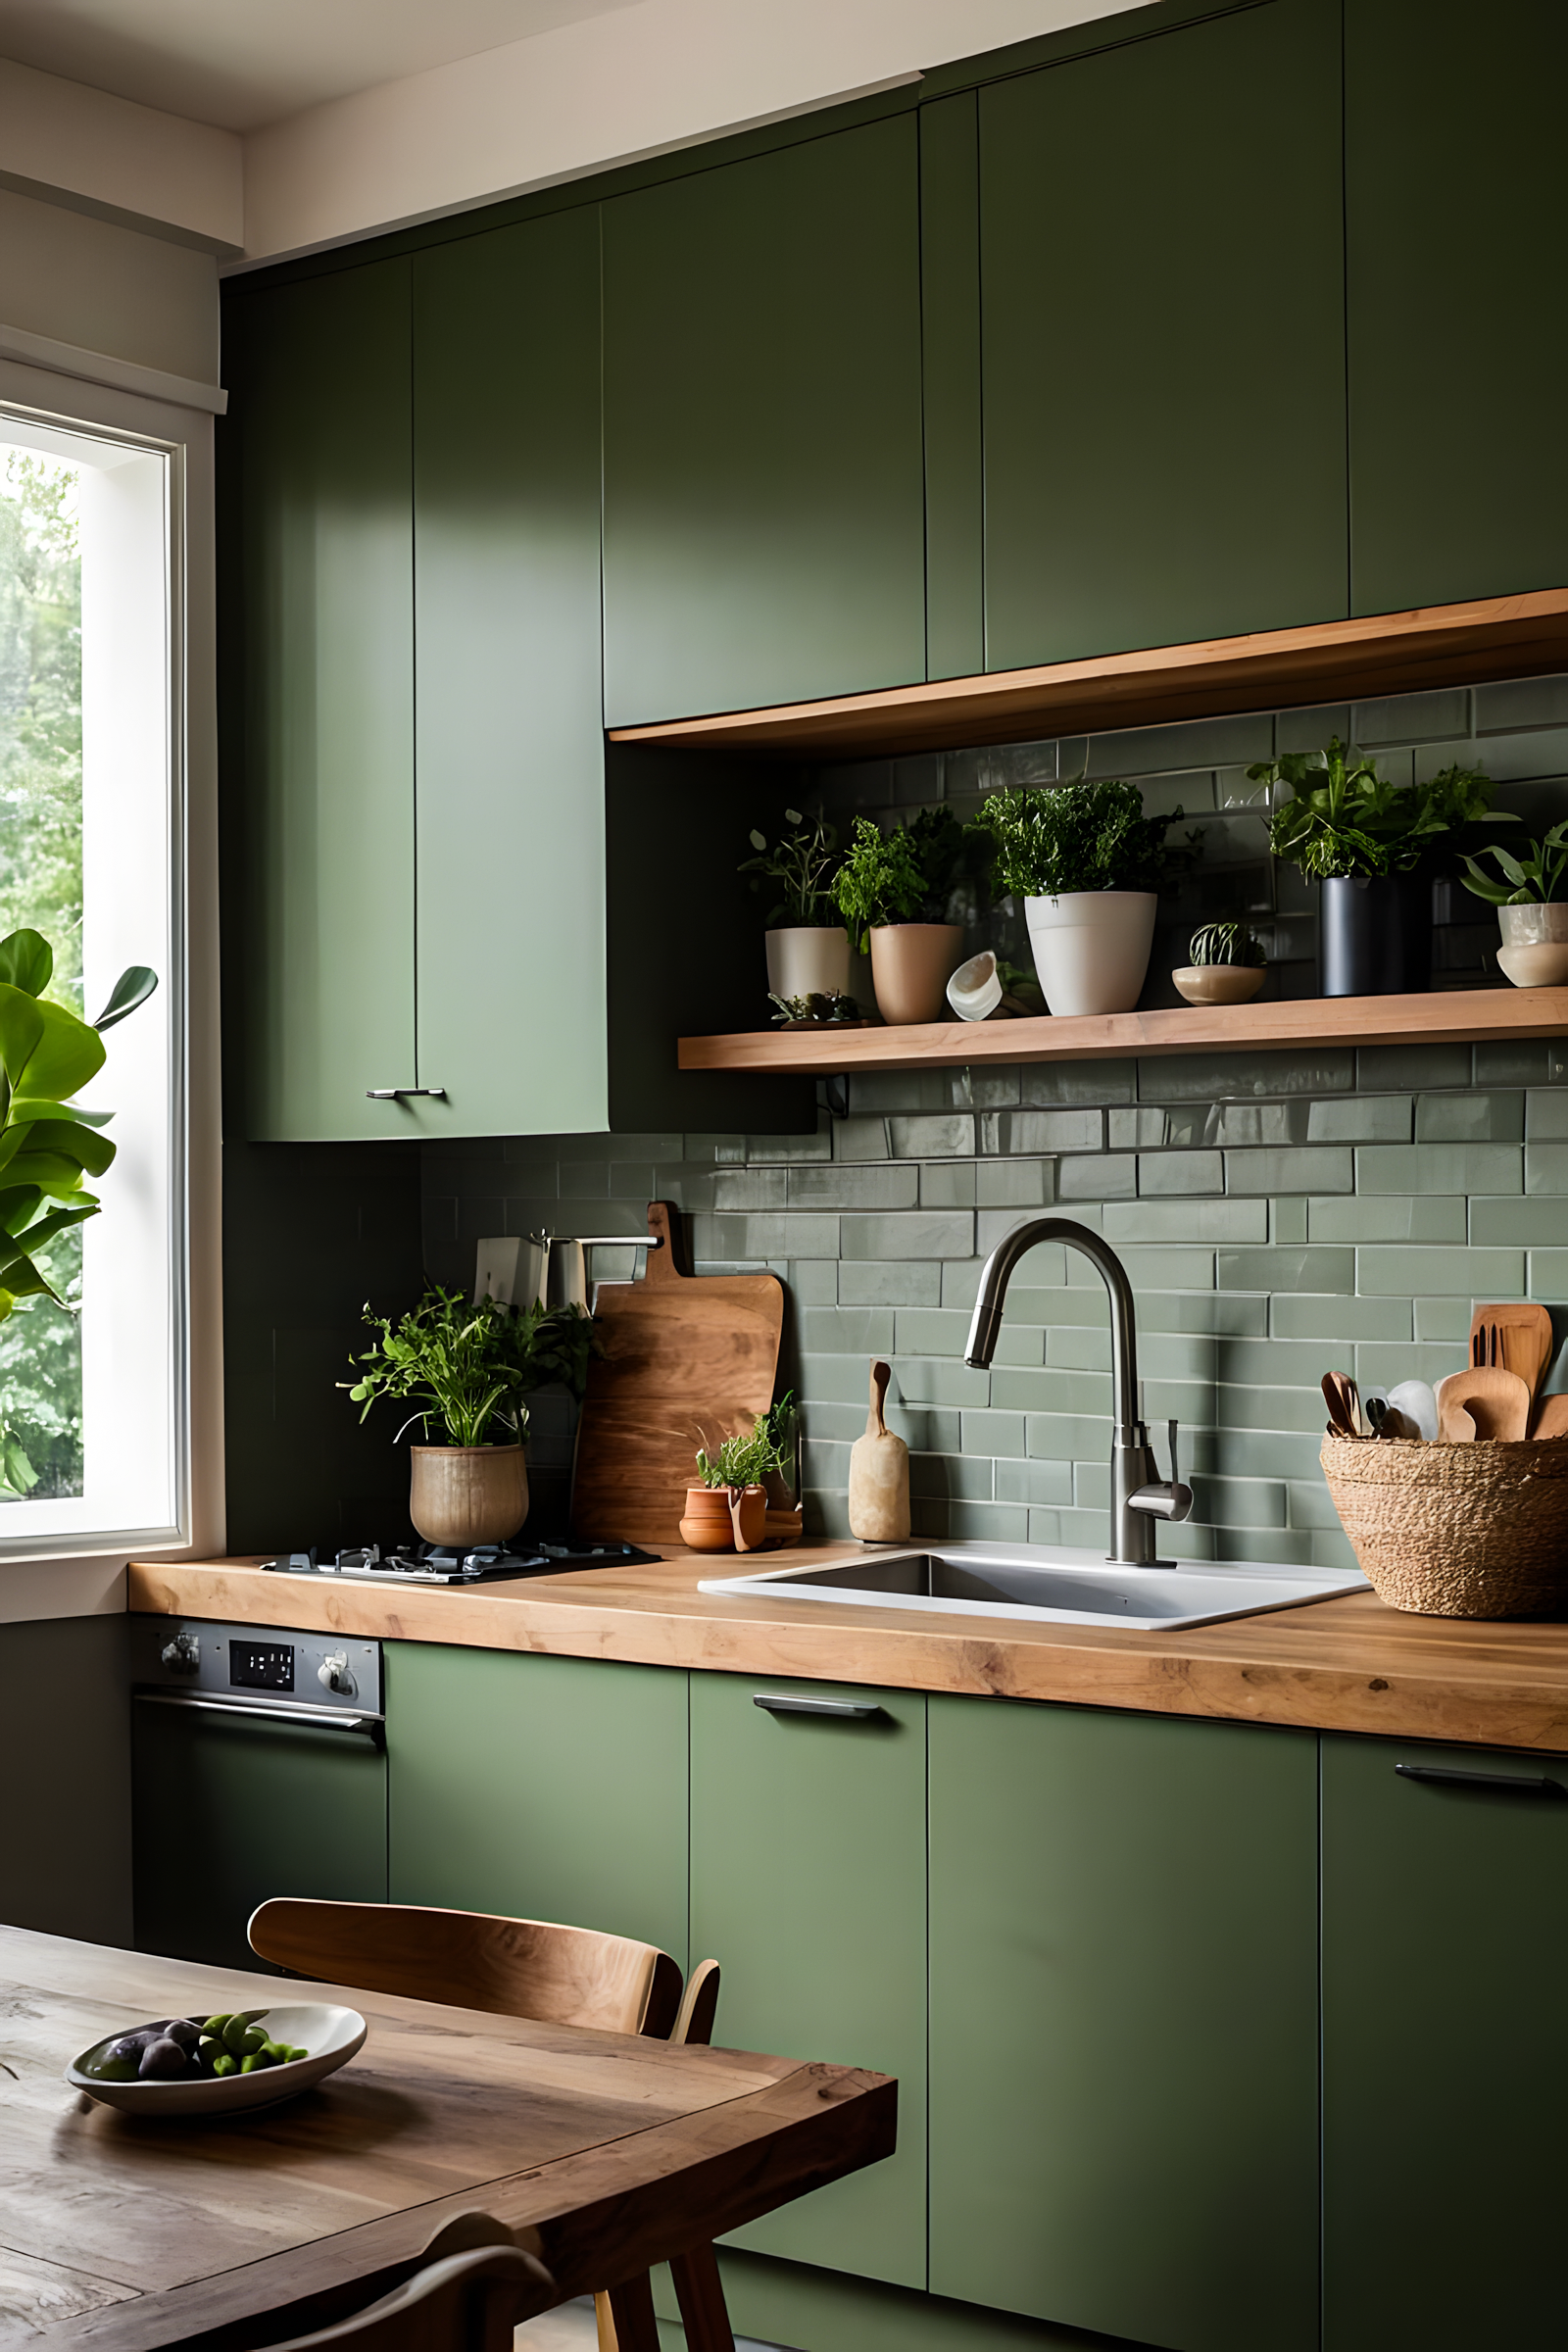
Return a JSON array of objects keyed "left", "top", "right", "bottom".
[
  {"left": 570, "top": 1203, "right": 783, "bottom": 1544},
  {"left": 128, "top": 1547, "right": 1568, "bottom": 1754},
  {"left": 0, "top": 1929, "right": 893, "bottom": 2352}
]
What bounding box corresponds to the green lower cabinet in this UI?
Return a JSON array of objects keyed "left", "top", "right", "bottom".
[
  {"left": 928, "top": 1698, "right": 1318, "bottom": 2352},
  {"left": 1322, "top": 1734, "right": 1568, "bottom": 2351},
  {"left": 385, "top": 1643, "right": 688, "bottom": 1967},
  {"left": 689, "top": 1673, "right": 927, "bottom": 2288}
]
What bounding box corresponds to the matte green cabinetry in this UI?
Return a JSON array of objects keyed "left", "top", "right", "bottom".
[
  {"left": 602, "top": 120, "right": 926, "bottom": 725},
  {"left": 929, "top": 1697, "right": 1319, "bottom": 2352},
  {"left": 228, "top": 262, "right": 417, "bottom": 1144},
  {"left": 689, "top": 1674, "right": 927, "bottom": 2287},
  {"left": 385, "top": 1643, "right": 688, "bottom": 1966},
  {"left": 1346, "top": 0, "right": 1568, "bottom": 613},
  {"left": 979, "top": 0, "right": 1348, "bottom": 670},
  {"left": 1322, "top": 1735, "right": 1568, "bottom": 2350}
]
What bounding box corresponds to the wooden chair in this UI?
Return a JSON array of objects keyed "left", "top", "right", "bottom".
[
  {"left": 249, "top": 1901, "right": 729, "bottom": 2352},
  {"left": 259, "top": 2233, "right": 553, "bottom": 2352}
]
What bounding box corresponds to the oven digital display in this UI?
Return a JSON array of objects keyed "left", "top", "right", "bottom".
[{"left": 229, "top": 1640, "right": 294, "bottom": 1691}]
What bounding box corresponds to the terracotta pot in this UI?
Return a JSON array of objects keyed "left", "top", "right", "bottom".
[
  {"left": 1497, "top": 901, "right": 1568, "bottom": 988},
  {"left": 678, "top": 1483, "right": 767, "bottom": 1552},
  {"left": 409, "top": 1444, "right": 528, "bottom": 1546},
  {"left": 1024, "top": 891, "right": 1156, "bottom": 1015},
  {"left": 765, "top": 925, "right": 854, "bottom": 1003},
  {"left": 868, "top": 923, "right": 964, "bottom": 1024},
  {"left": 1171, "top": 963, "right": 1266, "bottom": 1005}
]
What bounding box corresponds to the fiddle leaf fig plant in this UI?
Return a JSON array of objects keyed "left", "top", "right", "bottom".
[{"left": 345, "top": 1287, "right": 600, "bottom": 1448}]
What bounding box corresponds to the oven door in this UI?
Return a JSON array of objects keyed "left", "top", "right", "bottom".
[{"left": 132, "top": 1691, "right": 388, "bottom": 1969}]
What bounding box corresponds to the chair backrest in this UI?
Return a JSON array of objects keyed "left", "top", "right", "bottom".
[
  {"left": 248, "top": 1898, "right": 683, "bottom": 2039},
  {"left": 671, "top": 1956, "right": 720, "bottom": 2049},
  {"left": 260, "top": 2242, "right": 553, "bottom": 2352}
]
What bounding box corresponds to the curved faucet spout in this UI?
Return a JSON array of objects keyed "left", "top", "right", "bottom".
[{"left": 964, "top": 1217, "right": 1141, "bottom": 1431}]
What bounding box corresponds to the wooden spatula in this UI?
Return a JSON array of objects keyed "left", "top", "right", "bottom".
[
  {"left": 1437, "top": 1367, "right": 1532, "bottom": 1442},
  {"left": 1322, "top": 1371, "right": 1362, "bottom": 1439},
  {"left": 1532, "top": 1393, "right": 1568, "bottom": 1441},
  {"left": 1469, "top": 1302, "right": 1554, "bottom": 1406}
]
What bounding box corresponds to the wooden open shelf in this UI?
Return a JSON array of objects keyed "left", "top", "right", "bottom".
[
  {"left": 612, "top": 588, "right": 1568, "bottom": 760},
  {"left": 678, "top": 987, "right": 1568, "bottom": 1077}
]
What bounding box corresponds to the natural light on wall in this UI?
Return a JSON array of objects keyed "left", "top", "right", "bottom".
[{"left": 0, "top": 408, "right": 182, "bottom": 1550}]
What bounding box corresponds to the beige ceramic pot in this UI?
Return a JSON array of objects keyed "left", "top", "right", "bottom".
[
  {"left": 1171, "top": 964, "right": 1266, "bottom": 1005},
  {"left": 409, "top": 1444, "right": 528, "bottom": 1546},
  {"left": 764, "top": 925, "right": 854, "bottom": 1003},
  {"left": 869, "top": 923, "right": 964, "bottom": 1024},
  {"left": 1497, "top": 902, "right": 1568, "bottom": 988},
  {"left": 678, "top": 1483, "right": 767, "bottom": 1552}
]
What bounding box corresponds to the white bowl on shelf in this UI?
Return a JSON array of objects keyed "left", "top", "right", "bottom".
[{"left": 67, "top": 2002, "right": 366, "bottom": 2116}]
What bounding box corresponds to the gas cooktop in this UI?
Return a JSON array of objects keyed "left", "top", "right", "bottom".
[{"left": 261, "top": 1540, "right": 659, "bottom": 1587}]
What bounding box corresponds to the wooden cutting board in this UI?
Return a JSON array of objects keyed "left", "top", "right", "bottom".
[{"left": 570, "top": 1201, "right": 784, "bottom": 1544}]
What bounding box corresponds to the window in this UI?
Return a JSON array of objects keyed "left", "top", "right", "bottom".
[{"left": 0, "top": 405, "right": 184, "bottom": 1549}]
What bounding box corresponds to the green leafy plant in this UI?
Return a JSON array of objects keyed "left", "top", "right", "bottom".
[
  {"left": 972, "top": 778, "right": 1197, "bottom": 901},
  {"left": 1458, "top": 819, "right": 1568, "bottom": 906},
  {"left": 1248, "top": 737, "right": 1503, "bottom": 881},
  {"left": 0, "top": 927, "right": 156, "bottom": 1494},
  {"left": 345, "top": 1288, "right": 600, "bottom": 1448},
  {"left": 695, "top": 1392, "right": 795, "bottom": 1491},
  {"left": 831, "top": 808, "right": 992, "bottom": 952},
  {"left": 1188, "top": 921, "right": 1266, "bottom": 967},
  {"left": 740, "top": 808, "right": 841, "bottom": 927},
  {"left": 767, "top": 990, "right": 861, "bottom": 1026}
]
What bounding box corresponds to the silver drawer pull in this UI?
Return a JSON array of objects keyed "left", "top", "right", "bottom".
[
  {"left": 367, "top": 1086, "right": 446, "bottom": 1101},
  {"left": 753, "top": 1692, "right": 884, "bottom": 1722},
  {"left": 136, "top": 1691, "right": 380, "bottom": 1735}
]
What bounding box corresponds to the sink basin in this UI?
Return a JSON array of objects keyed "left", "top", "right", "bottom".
[{"left": 699, "top": 1540, "right": 1369, "bottom": 1633}]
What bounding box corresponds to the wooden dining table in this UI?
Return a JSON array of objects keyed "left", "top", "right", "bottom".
[{"left": 0, "top": 1926, "right": 895, "bottom": 2351}]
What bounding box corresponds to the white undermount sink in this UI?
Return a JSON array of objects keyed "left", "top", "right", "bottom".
[{"left": 699, "top": 1540, "right": 1369, "bottom": 1634}]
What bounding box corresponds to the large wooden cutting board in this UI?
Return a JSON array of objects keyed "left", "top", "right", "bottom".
[{"left": 570, "top": 1201, "right": 784, "bottom": 1544}]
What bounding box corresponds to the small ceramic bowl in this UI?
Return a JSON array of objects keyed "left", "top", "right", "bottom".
[
  {"left": 1171, "top": 964, "right": 1265, "bottom": 1005},
  {"left": 946, "top": 950, "right": 1003, "bottom": 1022},
  {"left": 67, "top": 2003, "right": 366, "bottom": 2117}
]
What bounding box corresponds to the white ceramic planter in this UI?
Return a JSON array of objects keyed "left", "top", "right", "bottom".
[
  {"left": 1497, "top": 901, "right": 1568, "bottom": 988},
  {"left": 764, "top": 925, "right": 853, "bottom": 1002},
  {"left": 1024, "top": 891, "right": 1157, "bottom": 1016}
]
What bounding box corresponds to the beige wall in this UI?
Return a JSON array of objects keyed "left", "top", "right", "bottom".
[{"left": 0, "top": 183, "right": 219, "bottom": 381}]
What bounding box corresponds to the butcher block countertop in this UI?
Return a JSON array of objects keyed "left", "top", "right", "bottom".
[{"left": 126, "top": 1544, "right": 1568, "bottom": 1754}]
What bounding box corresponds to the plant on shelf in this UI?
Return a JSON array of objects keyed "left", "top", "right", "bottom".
[
  {"left": 0, "top": 928, "right": 156, "bottom": 1497},
  {"left": 1172, "top": 920, "right": 1267, "bottom": 1008},
  {"left": 682, "top": 1392, "right": 797, "bottom": 1554},
  {"left": 1459, "top": 819, "right": 1568, "bottom": 990},
  {"left": 740, "top": 808, "right": 840, "bottom": 927},
  {"left": 1188, "top": 921, "right": 1266, "bottom": 967},
  {"left": 767, "top": 990, "right": 861, "bottom": 1027},
  {"left": 831, "top": 809, "right": 991, "bottom": 1025}
]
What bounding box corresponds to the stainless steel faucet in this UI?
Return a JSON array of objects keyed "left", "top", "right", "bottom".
[{"left": 964, "top": 1216, "right": 1194, "bottom": 1566}]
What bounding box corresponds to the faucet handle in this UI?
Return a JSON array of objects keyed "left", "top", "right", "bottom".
[{"left": 1166, "top": 1418, "right": 1180, "bottom": 1488}]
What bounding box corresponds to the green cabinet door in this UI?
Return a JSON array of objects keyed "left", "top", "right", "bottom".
[
  {"left": 227, "top": 261, "right": 417, "bottom": 1142},
  {"left": 929, "top": 1698, "right": 1318, "bottom": 2352},
  {"left": 689, "top": 1674, "right": 926, "bottom": 2288},
  {"left": 1347, "top": 0, "right": 1568, "bottom": 612},
  {"left": 602, "top": 118, "right": 926, "bottom": 725},
  {"left": 411, "top": 210, "right": 609, "bottom": 1139},
  {"left": 1322, "top": 1735, "right": 1568, "bottom": 2350},
  {"left": 980, "top": 0, "right": 1347, "bottom": 671},
  {"left": 385, "top": 1643, "right": 688, "bottom": 1966}
]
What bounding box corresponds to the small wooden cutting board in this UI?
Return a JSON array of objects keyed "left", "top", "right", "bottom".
[{"left": 570, "top": 1202, "right": 784, "bottom": 1544}]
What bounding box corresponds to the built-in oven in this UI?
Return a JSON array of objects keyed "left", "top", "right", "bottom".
[{"left": 130, "top": 1617, "right": 387, "bottom": 1970}]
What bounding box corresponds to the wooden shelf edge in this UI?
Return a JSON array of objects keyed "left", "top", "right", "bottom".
[
  {"left": 611, "top": 587, "right": 1568, "bottom": 760},
  {"left": 678, "top": 987, "right": 1568, "bottom": 1075}
]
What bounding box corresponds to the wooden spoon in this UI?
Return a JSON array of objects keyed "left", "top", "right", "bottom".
[
  {"left": 1531, "top": 1394, "right": 1568, "bottom": 1441},
  {"left": 1321, "top": 1371, "right": 1361, "bottom": 1440},
  {"left": 1436, "top": 1367, "right": 1532, "bottom": 1442},
  {"left": 1469, "top": 1302, "right": 1554, "bottom": 1407}
]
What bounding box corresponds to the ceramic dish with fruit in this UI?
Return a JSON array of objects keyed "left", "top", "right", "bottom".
[{"left": 67, "top": 2002, "right": 367, "bottom": 2116}]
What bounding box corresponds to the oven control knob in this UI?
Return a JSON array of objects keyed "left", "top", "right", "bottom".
[
  {"left": 318, "top": 1652, "right": 353, "bottom": 1696},
  {"left": 160, "top": 1634, "right": 198, "bottom": 1673}
]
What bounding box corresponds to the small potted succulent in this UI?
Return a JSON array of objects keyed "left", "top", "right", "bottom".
[
  {"left": 1172, "top": 921, "right": 1267, "bottom": 1005},
  {"left": 740, "top": 808, "right": 853, "bottom": 1006},
  {"left": 972, "top": 778, "right": 1197, "bottom": 1016},
  {"left": 832, "top": 808, "right": 987, "bottom": 1024},
  {"left": 679, "top": 1396, "right": 793, "bottom": 1553},
  {"left": 1248, "top": 737, "right": 1502, "bottom": 997},
  {"left": 1459, "top": 820, "right": 1568, "bottom": 987},
  {"left": 345, "top": 1289, "right": 598, "bottom": 1546}
]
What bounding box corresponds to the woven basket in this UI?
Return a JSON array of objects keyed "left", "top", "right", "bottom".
[{"left": 1321, "top": 1432, "right": 1568, "bottom": 1618}]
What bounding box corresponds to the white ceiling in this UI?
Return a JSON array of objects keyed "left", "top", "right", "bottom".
[{"left": 0, "top": 0, "right": 644, "bottom": 131}]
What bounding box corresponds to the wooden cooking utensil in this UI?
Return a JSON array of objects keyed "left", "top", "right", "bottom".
[
  {"left": 1321, "top": 1371, "right": 1363, "bottom": 1439},
  {"left": 1468, "top": 1301, "right": 1554, "bottom": 1406},
  {"left": 1531, "top": 1393, "right": 1568, "bottom": 1441},
  {"left": 1436, "top": 1367, "right": 1532, "bottom": 1442}
]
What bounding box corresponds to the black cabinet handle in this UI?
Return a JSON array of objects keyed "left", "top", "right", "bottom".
[
  {"left": 753, "top": 1692, "right": 884, "bottom": 1722},
  {"left": 1396, "top": 1762, "right": 1563, "bottom": 1798}
]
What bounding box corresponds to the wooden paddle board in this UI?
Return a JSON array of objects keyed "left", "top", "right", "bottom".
[{"left": 569, "top": 1201, "right": 784, "bottom": 1544}]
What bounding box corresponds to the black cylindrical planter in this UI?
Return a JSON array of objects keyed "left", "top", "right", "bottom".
[{"left": 1319, "top": 873, "right": 1433, "bottom": 997}]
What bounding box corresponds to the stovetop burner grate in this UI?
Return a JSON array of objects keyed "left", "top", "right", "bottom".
[{"left": 262, "top": 1540, "right": 659, "bottom": 1586}]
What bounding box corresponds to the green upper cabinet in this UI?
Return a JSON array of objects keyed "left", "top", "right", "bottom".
[
  {"left": 689, "top": 1673, "right": 927, "bottom": 2289},
  {"left": 1346, "top": 0, "right": 1568, "bottom": 613},
  {"left": 602, "top": 119, "right": 927, "bottom": 725},
  {"left": 1322, "top": 1734, "right": 1568, "bottom": 2351},
  {"left": 979, "top": 0, "right": 1348, "bottom": 671},
  {"left": 929, "top": 1698, "right": 1319, "bottom": 2352},
  {"left": 229, "top": 260, "right": 417, "bottom": 1143},
  {"left": 412, "top": 210, "right": 609, "bottom": 1137}
]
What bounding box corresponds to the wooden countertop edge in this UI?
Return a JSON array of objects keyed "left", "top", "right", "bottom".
[{"left": 127, "top": 1551, "right": 1568, "bottom": 1753}]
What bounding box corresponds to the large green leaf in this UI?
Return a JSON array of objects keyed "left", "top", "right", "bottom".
[
  {"left": 5, "top": 1152, "right": 102, "bottom": 1200},
  {"left": 9, "top": 1202, "right": 98, "bottom": 1256},
  {"left": 0, "top": 1436, "right": 38, "bottom": 1495},
  {"left": 0, "top": 931, "right": 52, "bottom": 999},
  {"left": 0, "top": 988, "right": 104, "bottom": 1106},
  {"left": 0, "top": 1246, "right": 66, "bottom": 1306},
  {"left": 0, "top": 1185, "right": 41, "bottom": 1238},
  {"left": 92, "top": 965, "right": 158, "bottom": 1034},
  {"left": 10, "top": 1117, "right": 116, "bottom": 1179}
]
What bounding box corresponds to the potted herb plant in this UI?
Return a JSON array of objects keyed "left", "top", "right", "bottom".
[
  {"left": 346, "top": 1289, "right": 598, "bottom": 1546},
  {"left": 1247, "top": 737, "right": 1501, "bottom": 997},
  {"left": 740, "top": 808, "right": 854, "bottom": 1006},
  {"left": 972, "top": 778, "right": 1196, "bottom": 1016},
  {"left": 679, "top": 1396, "right": 793, "bottom": 1553},
  {"left": 1459, "top": 820, "right": 1568, "bottom": 987},
  {"left": 832, "top": 808, "right": 986, "bottom": 1024},
  {"left": 1172, "top": 921, "right": 1267, "bottom": 1006}
]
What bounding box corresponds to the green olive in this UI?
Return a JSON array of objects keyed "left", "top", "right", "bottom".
[
  {"left": 212, "top": 2052, "right": 237, "bottom": 2078},
  {"left": 202, "top": 2014, "right": 231, "bottom": 2035}
]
